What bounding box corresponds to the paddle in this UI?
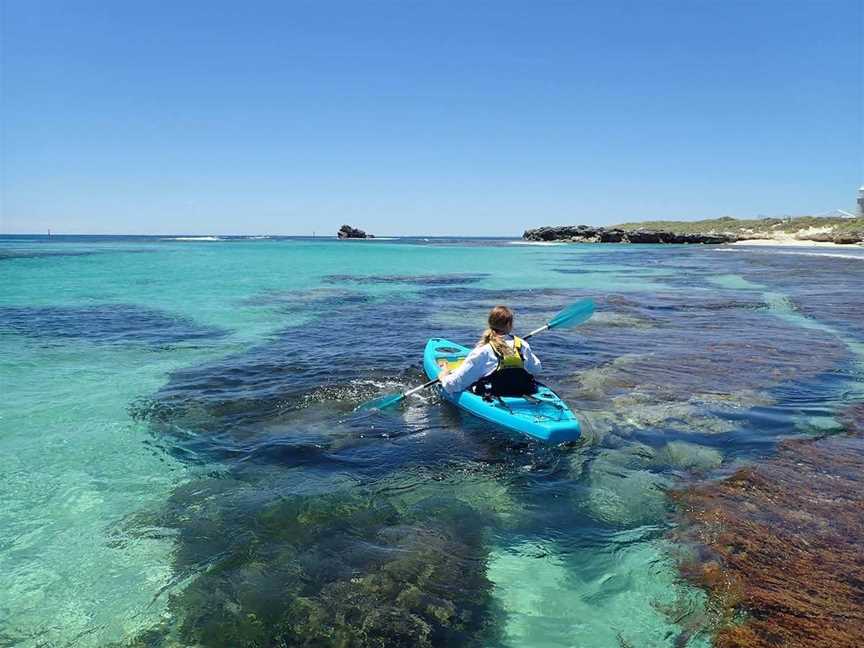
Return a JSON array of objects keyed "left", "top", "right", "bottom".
[
  {"left": 355, "top": 298, "right": 595, "bottom": 412},
  {"left": 521, "top": 298, "right": 596, "bottom": 340}
]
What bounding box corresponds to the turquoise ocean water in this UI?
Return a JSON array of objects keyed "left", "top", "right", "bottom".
[{"left": 2, "top": 235, "right": 862, "bottom": 647}]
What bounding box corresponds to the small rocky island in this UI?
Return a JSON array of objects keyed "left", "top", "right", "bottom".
[
  {"left": 524, "top": 216, "right": 864, "bottom": 245},
  {"left": 337, "top": 225, "right": 374, "bottom": 239}
]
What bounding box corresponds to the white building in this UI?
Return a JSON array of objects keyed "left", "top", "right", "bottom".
[{"left": 816, "top": 189, "right": 863, "bottom": 218}]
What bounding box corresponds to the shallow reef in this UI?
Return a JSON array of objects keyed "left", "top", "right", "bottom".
[
  {"left": 568, "top": 287, "right": 850, "bottom": 450},
  {"left": 122, "top": 270, "right": 860, "bottom": 646},
  {"left": 0, "top": 304, "right": 227, "bottom": 346},
  {"left": 323, "top": 273, "right": 490, "bottom": 286},
  {"left": 241, "top": 287, "right": 374, "bottom": 310},
  {"left": 0, "top": 248, "right": 154, "bottom": 261},
  {"left": 119, "top": 482, "right": 500, "bottom": 648},
  {"left": 127, "top": 287, "right": 597, "bottom": 465},
  {"left": 735, "top": 252, "right": 864, "bottom": 339},
  {"left": 672, "top": 403, "right": 864, "bottom": 647}
]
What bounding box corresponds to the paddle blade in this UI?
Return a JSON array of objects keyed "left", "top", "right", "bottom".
[
  {"left": 548, "top": 298, "right": 595, "bottom": 329},
  {"left": 355, "top": 392, "right": 405, "bottom": 412}
]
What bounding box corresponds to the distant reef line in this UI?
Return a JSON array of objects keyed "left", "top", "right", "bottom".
[{"left": 523, "top": 216, "right": 864, "bottom": 245}]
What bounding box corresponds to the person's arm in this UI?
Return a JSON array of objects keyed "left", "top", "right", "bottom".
[
  {"left": 438, "top": 346, "right": 496, "bottom": 394},
  {"left": 521, "top": 339, "right": 542, "bottom": 373}
]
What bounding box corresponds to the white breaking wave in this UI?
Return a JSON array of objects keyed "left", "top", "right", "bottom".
[
  {"left": 714, "top": 247, "right": 864, "bottom": 261},
  {"left": 165, "top": 236, "right": 225, "bottom": 241},
  {"left": 508, "top": 241, "right": 566, "bottom": 246},
  {"left": 778, "top": 251, "right": 864, "bottom": 261}
]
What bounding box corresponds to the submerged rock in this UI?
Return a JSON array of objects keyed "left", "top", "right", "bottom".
[
  {"left": 583, "top": 447, "right": 673, "bottom": 527},
  {"left": 380, "top": 467, "right": 523, "bottom": 522},
  {"left": 588, "top": 467, "right": 672, "bottom": 527},
  {"left": 487, "top": 536, "right": 708, "bottom": 648},
  {"left": 655, "top": 441, "right": 723, "bottom": 473},
  {"left": 338, "top": 224, "right": 375, "bottom": 239}
]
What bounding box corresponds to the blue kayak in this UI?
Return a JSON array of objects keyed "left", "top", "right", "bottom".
[{"left": 423, "top": 338, "right": 582, "bottom": 443}]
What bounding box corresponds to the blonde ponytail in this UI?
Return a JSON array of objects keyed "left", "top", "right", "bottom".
[
  {"left": 479, "top": 328, "right": 513, "bottom": 358},
  {"left": 478, "top": 305, "right": 517, "bottom": 358}
]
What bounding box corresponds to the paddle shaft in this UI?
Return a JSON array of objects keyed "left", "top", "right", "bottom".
[
  {"left": 522, "top": 324, "right": 549, "bottom": 340},
  {"left": 403, "top": 377, "right": 440, "bottom": 399}
]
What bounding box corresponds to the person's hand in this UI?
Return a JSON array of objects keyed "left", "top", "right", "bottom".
[{"left": 437, "top": 360, "right": 450, "bottom": 379}]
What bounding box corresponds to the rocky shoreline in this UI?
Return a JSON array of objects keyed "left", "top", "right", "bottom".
[
  {"left": 523, "top": 225, "right": 733, "bottom": 244},
  {"left": 524, "top": 218, "right": 864, "bottom": 245}
]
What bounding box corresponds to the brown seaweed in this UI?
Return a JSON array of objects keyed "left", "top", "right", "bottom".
[{"left": 673, "top": 403, "right": 864, "bottom": 647}]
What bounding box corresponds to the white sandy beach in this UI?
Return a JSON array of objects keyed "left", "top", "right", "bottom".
[{"left": 730, "top": 238, "right": 862, "bottom": 248}]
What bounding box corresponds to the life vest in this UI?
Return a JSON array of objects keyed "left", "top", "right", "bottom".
[
  {"left": 497, "top": 336, "right": 526, "bottom": 370},
  {"left": 471, "top": 336, "right": 538, "bottom": 397}
]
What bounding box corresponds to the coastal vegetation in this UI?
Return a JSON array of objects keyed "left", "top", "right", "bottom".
[
  {"left": 524, "top": 216, "right": 864, "bottom": 244},
  {"left": 615, "top": 215, "right": 864, "bottom": 242}
]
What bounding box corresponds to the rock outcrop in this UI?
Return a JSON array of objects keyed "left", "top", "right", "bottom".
[
  {"left": 801, "top": 230, "right": 864, "bottom": 244},
  {"left": 523, "top": 225, "right": 734, "bottom": 244},
  {"left": 337, "top": 225, "right": 374, "bottom": 239}
]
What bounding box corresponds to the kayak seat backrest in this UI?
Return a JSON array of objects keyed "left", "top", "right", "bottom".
[{"left": 441, "top": 358, "right": 465, "bottom": 370}]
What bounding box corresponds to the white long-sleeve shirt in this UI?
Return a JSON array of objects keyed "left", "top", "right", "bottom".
[{"left": 439, "top": 335, "right": 541, "bottom": 394}]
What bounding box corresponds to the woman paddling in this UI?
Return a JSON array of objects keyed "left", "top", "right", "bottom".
[{"left": 437, "top": 305, "right": 541, "bottom": 397}]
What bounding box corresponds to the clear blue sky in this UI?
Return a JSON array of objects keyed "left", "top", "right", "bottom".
[{"left": 1, "top": 1, "right": 861, "bottom": 236}]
